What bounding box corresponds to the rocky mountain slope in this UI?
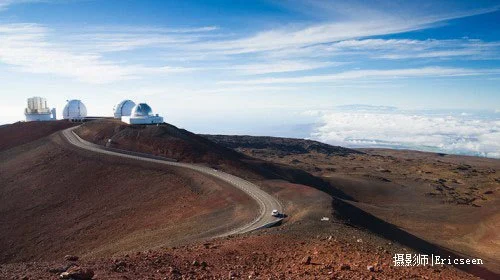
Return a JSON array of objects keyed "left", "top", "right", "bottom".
[
  {"left": 202, "top": 134, "right": 361, "bottom": 157},
  {"left": 0, "top": 120, "right": 496, "bottom": 279},
  {"left": 203, "top": 134, "right": 500, "bottom": 277}
]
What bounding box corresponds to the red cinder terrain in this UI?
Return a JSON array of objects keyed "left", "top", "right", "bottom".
[
  {"left": 0, "top": 120, "right": 497, "bottom": 279},
  {"left": 206, "top": 134, "right": 500, "bottom": 277},
  {"left": 0, "top": 120, "right": 76, "bottom": 151},
  {"left": 0, "top": 122, "right": 257, "bottom": 263}
]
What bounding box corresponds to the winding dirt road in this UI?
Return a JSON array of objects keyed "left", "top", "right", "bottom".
[{"left": 61, "top": 126, "right": 283, "bottom": 236}]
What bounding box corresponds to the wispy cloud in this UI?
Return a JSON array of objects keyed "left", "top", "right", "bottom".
[
  {"left": 191, "top": 4, "right": 499, "bottom": 55},
  {"left": 0, "top": 0, "right": 499, "bottom": 87},
  {"left": 0, "top": 0, "right": 48, "bottom": 11},
  {"left": 0, "top": 23, "right": 196, "bottom": 83},
  {"left": 227, "top": 60, "right": 340, "bottom": 75},
  {"left": 64, "top": 25, "right": 221, "bottom": 52},
  {"left": 218, "top": 67, "right": 500, "bottom": 85}
]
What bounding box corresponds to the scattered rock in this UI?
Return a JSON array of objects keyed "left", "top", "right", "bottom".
[
  {"left": 456, "top": 165, "right": 471, "bottom": 171},
  {"left": 340, "top": 264, "right": 350, "bottom": 270},
  {"left": 168, "top": 266, "right": 180, "bottom": 275},
  {"left": 59, "top": 266, "right": 94, "bottom": 280},
  {"left": 64, "top": 255, "right": 79, "bottom": 262},
  {"left": 192, "top": 260, "right": 199, "bottom": 266},
  {"left": 367, "top": 265, "right": 375, "bottom": 272},
  {"left": 112, "top": 260, "right": 127, "bottom": 272},
  {"left": 356, "top": 238, "right": 363, "bottom": 243},
  {"left": 301, "top": 256, "right": 311, "bottom": 265},
  {"left": 49, "top": 266, "right": 70, "bottom": 274}
]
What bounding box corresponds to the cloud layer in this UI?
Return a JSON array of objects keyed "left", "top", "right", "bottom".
[{"left": 311, "top": 109, "right": 500, "bottom": 158}]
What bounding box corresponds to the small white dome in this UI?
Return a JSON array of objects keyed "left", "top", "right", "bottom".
[
  {"left": 113, "top": 100, "right": 136, "bottom": 118},
  {"left": 63, "top": 100, "right": 87, "bottom": 120},
  {"left": 131, "top": 103, "right": 153, "bottom": 117}
]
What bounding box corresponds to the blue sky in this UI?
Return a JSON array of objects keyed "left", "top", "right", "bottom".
[{"left": 1, "top": 0, "right": 499, "bottom": 157}]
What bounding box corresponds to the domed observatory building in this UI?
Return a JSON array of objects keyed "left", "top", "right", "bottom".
[
  {"left": 121, "top": 103, "right": 163, "bottom": 124},
  {"left": 113, "top": 99, "right": 136, "bottom": 119},
  {"left": 63, "top": 99, "right": 87, "bottom": 121},
  {"left": 24, "top": 97, "right": 56, "bottom": 121}
]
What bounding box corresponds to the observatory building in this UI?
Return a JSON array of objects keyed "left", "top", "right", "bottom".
[
  {"left": 24, "top": 97, "right": 56, "bottom": 121},
  {"left": 63, "top": 99, "right": 87, "bottom": 120},
  {"left": 113, "top": 100, "right": 136, "bottom": 119},
  {"left": 121, "top": 103, "right": 163, "bottom": 124}
]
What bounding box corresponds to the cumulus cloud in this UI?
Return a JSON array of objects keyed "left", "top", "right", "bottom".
[{"left": 310, "top": 109, "right": 500, "bottom": 158}]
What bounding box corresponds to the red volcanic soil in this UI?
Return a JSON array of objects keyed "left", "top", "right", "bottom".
[
  {"left": 209, "top": 135, "right": 500, "bottom": 277},
  {"left": 0, "top": 123, "right": 257, "bottom": 263},
  {"left": 0, "top": 229, "right": 478, "bottom": 280},
  {"left": 75, "top": 119, "right": 243, "bottom": 165},
  {"left": 0, "top": 120, "right": 76, "bottom": 151},
  {"left": 0, "top": 121, "right": 493, "bottom": 279}
]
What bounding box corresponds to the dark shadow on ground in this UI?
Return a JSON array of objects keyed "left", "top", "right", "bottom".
[{"left": 332, "top": 198, "right": 499, "bottom": 280}]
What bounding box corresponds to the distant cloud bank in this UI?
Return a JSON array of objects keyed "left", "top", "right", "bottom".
[{"left": 310, "top": 106, "right": 500, "bottom": 158}]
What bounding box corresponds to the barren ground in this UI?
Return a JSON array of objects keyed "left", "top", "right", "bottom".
[
  {"left": 206, "top": 135, "right": 500, "bottom": 276},
  {"left": 0, "top": 121, "right": 496, "bottom": 279},
  {"left": 0, "top": 128, "right": 257, "bottom": 263}
]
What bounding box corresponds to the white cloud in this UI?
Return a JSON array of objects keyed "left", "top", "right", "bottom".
[
  {"left": 228, "top": 60, "right": 339, "bottom": 75},
  {"left": 193, "top": 5, "right": 499, "bottom": 55},
  {"left": 256, "top": 38, "right": 500, "bottom": 61},
  {"left": 65, "top": 26, "right": 222, "bottom": 53},
  {"left": 0, "top": 0, "right": 48, "bottom": 11},
  {"left": 219, "top": 67, "right": 500, "bottom": 85},
  {"left": 0, "top": 0, "right": 499, "bottom": 89},
  {"left": 311, "top": 110, "right": 500, "bottom": 158},
  {"left": 0, "top": 23, "right": 195, "bottom": 83},
  {"left": 197, "top": 19, "right": 430, "bottom": 55}
]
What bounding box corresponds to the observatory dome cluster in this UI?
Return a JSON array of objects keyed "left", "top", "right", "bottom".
[{"left": 24, "top": 97, "right": 164, "bottom": 125}]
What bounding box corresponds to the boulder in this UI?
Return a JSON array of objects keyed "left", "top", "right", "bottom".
[
  {"left": 64, "top": 255, "right": 79, "bottom": 262},
  {"left": 59, "top": 266, "right": 94, "bottom": 280}
]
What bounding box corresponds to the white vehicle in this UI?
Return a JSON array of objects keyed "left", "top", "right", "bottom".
[{"left": 271, "top": 209, "right": 280, "bottom": 217}]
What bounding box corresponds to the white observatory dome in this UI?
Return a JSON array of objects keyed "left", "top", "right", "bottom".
[
  {"left": 131, "top": 103, "right": 153, "bottom": 117},
  {"left": 121, "top": 102, "right": 163, "bottom": 124},
  {"left": 63, "top": 99, "right": 87, "bottom": 120},
  {"left": 113, "top": 100, "right": 136, "bottom": 118}
]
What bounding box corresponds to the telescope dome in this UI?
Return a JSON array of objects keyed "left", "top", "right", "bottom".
[
  {"left": 131, "top": 103, "right": 153, "bottom": 117},
  {"left": 63, "top": 100, "right": 87, "bottom": 120},
  {"left": 113, "top": 100, "right": 136, "bottom": 118}
]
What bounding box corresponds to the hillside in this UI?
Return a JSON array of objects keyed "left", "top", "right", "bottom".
[
  {"left": 0, "top": 122, "right": 258, "bottom": 263},
  {"left": 202, "top": 134, "right": 361, "bottom": 157},
  {"left": 0, "top": 120, "right": 495, "bottom": 279},
  {"left": 75, "top": 119, "right": 243, "bottom": 165},
  {"left": 205, "top": 134, "right": 500, "bottom": 276},
  {"left": 0, "top": 120, "right": 76, "bottom": 152}
]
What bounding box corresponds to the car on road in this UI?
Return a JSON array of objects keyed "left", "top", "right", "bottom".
[{"left": 271, "top": 209, "right": 280, "bottom": 217}]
